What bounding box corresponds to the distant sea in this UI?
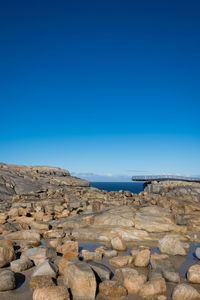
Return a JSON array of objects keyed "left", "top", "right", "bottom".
[{"left": 90, "top": 182, "right": 144, "bottom": 194}]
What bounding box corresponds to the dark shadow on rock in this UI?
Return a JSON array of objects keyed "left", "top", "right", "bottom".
[
  {"left": 110, "top": 271, "right": 114, "bottom": 279},
  {"left": 26, "top": 213, "right": 32, "bottom": 217},
  {"left": 15, "top": 251, "right": 21, "bottom": 259},
  {"left": 14, "top": 245, "right": 20, "bottom": 251},
  {"left": 91, "top": 269, "right": 102, "bottom": 297},
  {"left": 79, "top": 246, "right": 84, "bottom": 252},
  {"left": 68, "top": 288, "right": 73, "bottom": 300},
  {"left": 15, "top": 273, "right": 25, "bottom": 289}
]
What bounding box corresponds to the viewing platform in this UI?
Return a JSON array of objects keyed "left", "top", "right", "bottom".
[{"left": 132, "top": 175, "right": 200, "bottom": 183}]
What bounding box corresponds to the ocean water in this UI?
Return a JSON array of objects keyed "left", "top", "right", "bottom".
[{"left": 90, "top": 181, "right": 144, "bottom": 194}]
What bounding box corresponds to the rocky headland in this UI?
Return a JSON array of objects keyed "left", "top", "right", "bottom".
[{"left": 0, "top": 163, "right": 200, "bottom": 299}]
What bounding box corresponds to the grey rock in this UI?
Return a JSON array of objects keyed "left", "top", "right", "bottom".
[
  {"left": 175, "top": 214, "right": 187, "bottom": 225},
  {"left": 0, "top": 270, "right": 16, "bottom": 291},
  {"left": 163, "top": 269, "right": 180, "bottom": 283},
  {"left": 86, "top": 260, "right": 111, "bottom": 281},
  {"left": 11, "top": 257, "right": 33, "bottom": 272},
  {"left": 158, "top": 235, "right": 186, "bottom": 255},
  {"left": 148, "top": 270, "right": 163, "bottom": 281},
  {"left": 32, "top": 259, "right": 58, "bottom": 278},
  {"left": 150, "top": 253, "right": 180, "bottom": 283},
  {"left": 0, "top": 163, "right": 89, "bottom": 209},
  {"left": 195, "top": 247, "right": 200, "bottom": 259},
  {"left": 22, "top": 246, "right": 56, "bottom": 265}
]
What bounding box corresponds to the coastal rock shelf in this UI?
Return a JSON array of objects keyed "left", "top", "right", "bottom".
[{"left": 1, "top": 163, "right": 200, "bottom": 299}]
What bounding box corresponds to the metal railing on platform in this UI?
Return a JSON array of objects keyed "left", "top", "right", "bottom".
[{"left": 132, "top": 175, "right": 200, "bottom": 182}]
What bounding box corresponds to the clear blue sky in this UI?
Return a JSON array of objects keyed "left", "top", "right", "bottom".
[{"left": 0, "top": 0, "right": 200, "bottom": 180}]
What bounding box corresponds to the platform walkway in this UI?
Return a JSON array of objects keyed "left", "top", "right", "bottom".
[{"left": 132, "top": 175, "right": 200, "bottom": 182}]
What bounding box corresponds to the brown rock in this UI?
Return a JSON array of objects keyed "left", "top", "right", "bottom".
[
  {"left": 134, "top": 248, "right": 150, "bottom": 267},
  {"left": 130, "top": 248, "right": 139, "bottom": 259},
  {"left": 49, "top": 238, "right": 62, "bottom": 248},
  {"left": 139, "top": 277, "right": 166, "bottom": 298},
  {"left": 94, "top": 246, "right": 106, "bottom": 254},
  {"left": 172, "top": 283, "right": 200, "bottom": 300},
  {"left": 0, "top": 240, "right": 15, "bottom": 267},
  {"left": 64, "top": 261, "right": 96, "bottom": 300},
  {"left": 43, "top": 215, "right": 53, "bottom": 222},
  {"left": 135, "top": 206, "right": 178, "bottom": 233},
  {"left": 111, "top": 236, "right": 127, "bottom": 251},
  {"left": 187, "top": 264, "right": 200, "bottom": 283},
  {"left": 158, "top": 235, "right": 186, "bottom": 256},
  {"left": 123, "top": 270, "right": 147, "bottom": 293},
  {"left": 63, "top": 251, "right": 78, "bottom": 259},
  {"left": 59, "top": 258, "right": 69, "bottom": 276},
  {"left": 57, "top": 241, "right": 78, "bottom": 254},
  {"left": 33, "top": 286, "right": 70, "bottom": 300},
  {"left": 109, "top": 255, "right": 133, "bottom": 268},
  {"left": 114, "top": 267, "right": 138, "bottom": 282},
  {"left": 104, "top": 250, "right": 118, "bottom": 259},
  {"left": 81, "top": 250, "right": 102, "bottom": 262},
  {"left": 30, "top": 275, "right": 55, "bottom": 290},
  {"left": 4, "top": 230, "right": 40, "bottom": 243},
  {"left": 8, "top": 208, "right": 18, "bottom": 218},
  {"left": 99, "top": 280, "right": 127, "bottom": 298},
  {"left": 58, "top": 254, "right": 79, "bottom": 276},
  {"left": 34, "top": 212, "right": 44, "bottom": 221}
]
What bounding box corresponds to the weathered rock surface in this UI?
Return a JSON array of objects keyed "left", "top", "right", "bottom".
[
  {"left": 99, "top": 280, "right": 127, "bottom": 298},
  {"left": 57, "top": 241, "right": 79, "bottom": 254},
  {"left": 114, "top": 267, "right": 137, "bottom": 281},
  {"left": 0, "top": 270, "right": 16, "bottom": 291},
  {"left": 4, "top": 230, "right": 40, "bottom": 243},
  {"left": 109, "top": 255, "right": 133, "bottom": 267},
  {"left": 72, "top": 224, "right": 152, "bottom": 242},
  {"left": 122, "top": 269, "right": 147, "bottom": 293},
  {"left": 21, "top": 246, "right": 56, "bottom": 265},
  {"left": 82, "top": 250, "right": 102, "bottom": 262},
  {"left": 134, "top": 248, "right": 150, "bottom": 267},
  {"left": 158, "top": 235, "right": 186, "bottom": 255},
  {"left": 0, "top": 239, "right": 15, "bottom": 267},
  {"left": 139, "top": 277, "right": 166, "bottom": 298},
  {"left": 30, "top": 275, "right": 55, "bottom": 290},
  {"left": 187, "top": 264, "right": 200, "bottom": 283},
  {"left": 58, "top": 256, "right": 79, "bottom": 276},
  {"left": 64, "top": 261, "right": 96, "bottom": 300},
  {"left": 104, "top": 249, "right": 118, "bottom": 259},
  {"left": 32, "top": 259, "right": 58, "bottom": 278},
  {"left": 172, "top": 283, "right": 200, "bottom": 300},
  {"left": 150, "top": 253, "right": 180, "bottom": 283},
  {"left": 11, "top": 257, "right": 33, "bottom": 272},
  {"left": 33, "top": 286, "right": 70, "bottom": 300},
  {"left": 144, "top": 180, "right": 200, "bottom": 199},
  {"left": 53, "top": 206, "right": 137, "bottom": 232},
  {"left": 135, "top": 206, "right": 182, "bottom": 233},
  {"left": 86, "top": 260, "right": 111, "bottom": 281},
  {"left": 0, "top": 163, "right": 88, "bottom": 205},
  {"left": 111, "top": 236, "right": 127, "bottom": 251}
]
